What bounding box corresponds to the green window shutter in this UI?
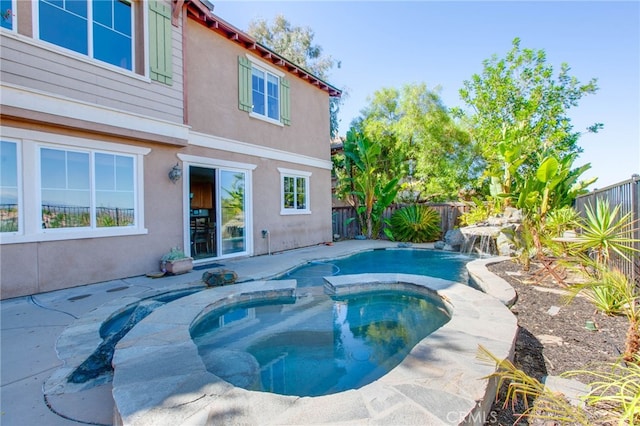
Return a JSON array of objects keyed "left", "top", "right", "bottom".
[
  {"left": 149, "top": 1, "right": 172, "bottom": 85},
  {"left": 238, "top": 56, "right": 253, "bottom": 112},
  {"left": 280, "top": 77, "right": 291, "bottom": 126}
]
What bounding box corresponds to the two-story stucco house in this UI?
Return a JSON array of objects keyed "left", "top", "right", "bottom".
[{"left": 0, "top": 0, "right": 341, "bottom": 299}]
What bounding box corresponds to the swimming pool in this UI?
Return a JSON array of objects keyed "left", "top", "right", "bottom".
[
  {"left": 278, "top": 249, "right": 473, "bottom": 286},
  {"left": 109, "top": 243, "right": 518, "bottom": 425}
]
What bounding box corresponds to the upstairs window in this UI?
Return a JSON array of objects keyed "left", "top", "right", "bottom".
[
  {"left": 252, "top": 66, "right": 279, "bottom": 121},
  {"left": 38, "top": 0, "right": 133, "bottom": 71},
  {"left": 1, "top": 0, "right": 15, "bottom": 30},
  {"left": 239, "top": 55, "right": 291, "bottom": 126},
  {"left": 278, "top": 168, "right": 310, "bottom": 214}
]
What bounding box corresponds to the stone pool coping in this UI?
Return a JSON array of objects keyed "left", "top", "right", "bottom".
[
  {"left": 466, "top": 256, "right": 517, "bottom": 307},
  {"left": 111, "top": 274, "right": 518, "bottom": 426}
]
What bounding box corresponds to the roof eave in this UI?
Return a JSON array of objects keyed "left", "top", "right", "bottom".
[{"left": 180, "top": 0, "right": 342, "bottom": 98}]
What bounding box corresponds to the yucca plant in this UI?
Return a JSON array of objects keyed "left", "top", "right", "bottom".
[
  {"left": 563, "top": 199, "right": 640, "bottom": 362},
  {"left": 564, "top": 356, "right": 640, "bottom": 425},
  {"left": 565, "top": 265, "right": 640, "bottom": 362},
  {"left": 480, "top": 345, "right": 640, "bottom": 425},
  {"left": 477, "top": 345, "right": 591, "bottom": 425},
  {"left": 574, "top": 199, "right": 639, "bottom": 265},
  {"left": 386, "top": 204, "right": 441, "bottom": 243},
  {"left": 589, "top": 284, "right": 625, "bottom": 315},
  {"left": 544, "top": 206, "right": 580, "bottom": 238}
]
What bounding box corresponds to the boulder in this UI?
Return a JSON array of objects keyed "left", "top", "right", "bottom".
[
  {"left": 444, "top": 229, "right": 465, "bottom": 250},
  {"left": 496, "top": 231, "right": 516, "bottom": 257},
  {"left": 202, "top": 270, "right": 238, "bottom": 287}
]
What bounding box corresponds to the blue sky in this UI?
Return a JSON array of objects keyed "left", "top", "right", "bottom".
[{"left": 215, "top": 1, "right": 639, "bottom": 188}]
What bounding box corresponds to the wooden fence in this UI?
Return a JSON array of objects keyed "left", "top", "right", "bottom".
[
  {"left": 332, "top": 203, "right": 469, "bottom": 240},
  {"left": 574, "top": 175, "right": 640, "bottom": 285}
]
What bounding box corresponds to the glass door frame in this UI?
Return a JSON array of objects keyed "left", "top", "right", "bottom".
[{"left": 178, "top": 154, "right": 255, "bottom": 262}]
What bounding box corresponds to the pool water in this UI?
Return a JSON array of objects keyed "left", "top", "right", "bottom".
[
  {"left": 191, "top": 289, "right": 449, "bottom": 397},
  {"left": 191, "top": 249, "right": 472, "bottom": 397},
  {"left": 279, "top": 248, "right": 473, "bottom": 286}
]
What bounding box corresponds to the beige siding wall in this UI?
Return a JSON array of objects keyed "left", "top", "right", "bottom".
[
  {"left": 0, "top": 6, "right": 336, "bottom": 299},
  {"left": 183, "top": 19, "right": 333, "bottom": 255},
  {"left": 185, "top": 20, "right": 330, "bottom": 160},
  {"left": 0, "top": 123, "right": 187, "bottom": 299},
  {"left": 0, "top": 0, "right": 184, "bottom": 124}
]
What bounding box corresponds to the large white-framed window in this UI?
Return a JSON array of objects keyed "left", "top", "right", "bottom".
[
  {"left": 0, "top": 139, "right": 21, "bottom": 234},
  {"left": 35, "top": 0, "right": 134, "bottom": 71},
  {"left": 40, "top": 147, "right": 136, "bottom": 230},
  {"left": 278, "top": 168, "right": 311, "bottom": 215},
  {"left": 0, "top": 0, "right": 16, "bottom": 30},
  {"left": 0, "top": 127, "right": 149, "bottom": 244}
]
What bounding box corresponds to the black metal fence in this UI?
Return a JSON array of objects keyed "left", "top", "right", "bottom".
[
  {"left": 574, "top": 175, "right": 640, "bottom": 285},
  {"left": 0, "top": 203, "right": 18, "bottom": 232},
  {"left": 332, "top": 202, "right": 469, "bottom": 240},
  {"left": 35, "top": 204, "right": 135, "bottom": 229}
]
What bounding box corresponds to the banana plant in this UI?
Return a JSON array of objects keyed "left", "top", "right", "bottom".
[
  {"left": 516, "top": 153, "right": 595, "bottom": 221},
  {"left": 514, "top": 153, "right": 595, "bottom": 269},
  {"left": 484, "top": 123, "right": 528, "bottom": 207},
  {"left": 340, "top": 130, "right": 399, "bottom": 239}
]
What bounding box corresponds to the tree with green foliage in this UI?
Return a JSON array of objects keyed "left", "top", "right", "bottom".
[
  {"left": 247, "top": 14, "right": 345, "bottom": 138},
  {"left": 334, "top": 130, "right": 399, "bottom": 239},
  {"left": 458, "top": 37, "right": 601, "bottom": 204},
  {"left": 353, "top": 83, "right": 477, "bottom": 201}
]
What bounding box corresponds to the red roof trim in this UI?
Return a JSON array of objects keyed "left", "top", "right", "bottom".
[{"left": 180, "top": 0, "right": 342, "bottom": 97}]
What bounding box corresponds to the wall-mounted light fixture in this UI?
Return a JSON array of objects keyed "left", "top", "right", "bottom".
[{"left": 168, "top": 162, "right": 182, "bottom": 184}]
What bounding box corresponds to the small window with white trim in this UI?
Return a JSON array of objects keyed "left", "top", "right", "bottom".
[
  {"left": 278, "top": 168, "right": 310, "bottom": 214},
  {"left": 239, "top": 55, "right": 291, "bottom": 126}
]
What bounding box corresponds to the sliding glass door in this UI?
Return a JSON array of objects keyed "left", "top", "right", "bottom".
[
  {"left": 188, "top": 162, "right": 250, "bottom": 260},
  {"left": 220, "top": 170, "right": 246, "bottom": 255}
]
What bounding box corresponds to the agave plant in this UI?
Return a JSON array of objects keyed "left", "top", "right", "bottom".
[{"left": 387, "top": 204, "right": 441, "bottom": 243}]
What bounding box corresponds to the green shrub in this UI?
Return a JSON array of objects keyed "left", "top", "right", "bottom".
[
  {"left": 544, "top": 206, "right": 580, "bottom": 238},
  {"left": 388, "top": 205, "right": 441, "bottom": 242},
  {"left": 161, "top": 247, "right": 188, "bottom": 262},
  {"left": 459, "top": 196, "right": 502, "bottom": 226},
  {"left": 589, "top": 284, "right": 625, "bottom": 315}
]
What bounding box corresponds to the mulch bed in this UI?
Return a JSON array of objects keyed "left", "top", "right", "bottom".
[{"left": 483, "top": 259, "right": 628, "bottom": 425}]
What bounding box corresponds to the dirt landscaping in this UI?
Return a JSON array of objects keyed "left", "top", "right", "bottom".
[{"left": 484, "top": 258, "right": 628, "bottom": 425}]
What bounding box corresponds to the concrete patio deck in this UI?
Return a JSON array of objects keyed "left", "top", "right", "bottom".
[{"left": 0, "top": 240, "right": 516, "bottom": 425}]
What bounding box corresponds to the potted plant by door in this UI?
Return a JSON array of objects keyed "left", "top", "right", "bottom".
[{"left": 160, "top": 247, "right": 193, "bottom": 275}]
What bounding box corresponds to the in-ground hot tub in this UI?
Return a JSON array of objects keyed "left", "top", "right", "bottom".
[{"left": 112, "top": 273, "right": 517, "bottom": 425}]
